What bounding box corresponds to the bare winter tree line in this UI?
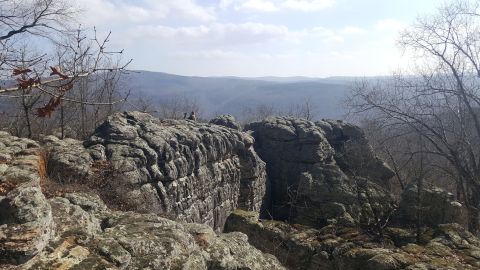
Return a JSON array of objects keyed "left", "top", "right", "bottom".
[
  {"left": 129, "top": 91, "right": 317, "bottom": 123},
  {"left": 347, "top": 0, "right": 480, "bottom": 234},
  {"left": 238, "top": 98, "right": 316, "bottom": 123},
  {"left": 0, "top": 0, "right": 131, "bottom": 139},
  {"left": 0, "top": 0, "right": 318, "bottom": 138}
]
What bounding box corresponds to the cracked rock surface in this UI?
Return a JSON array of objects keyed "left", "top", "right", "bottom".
[
  {"left": 8, "top": 192, "right": 284, "bottom": 270},
  {"left": 246, "top": 117, "right": 396, "bottom": 228},
  {"left": 0, "top": 132, "right": 53, "bottom": 265},
  {"left": 0, "top": 130, "right": 284, "bottom": 269},
  {"left": 46, "top": 111, "right": 267, "bottom": 230},
  {"left": 225, "top": 209, "right": 480, "bottom": 270},
  {"left": 209, "top": 115, "right": 242, "bottom": 130}
]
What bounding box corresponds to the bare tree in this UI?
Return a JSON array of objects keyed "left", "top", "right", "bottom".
[
  {"left": 1, "top": 0, "right": 74, "bottom": 75},
  {"left": 284, "top": 98, "right": 316, "bottom": 121},
  {"left": 0, "top": 0, "right": 131, "bottom": 139},
  {"left": 347, "top": 0, "right": 480, "bottom": 233},
  {"left": 154, "top": 93, "right": 201, "bottom": 120},
  {"left": 0, "top": 0, "right": 73, "bottom": 41}
]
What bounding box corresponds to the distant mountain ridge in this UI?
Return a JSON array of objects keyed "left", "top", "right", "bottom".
[{"left": 122, "top": 70, "right": 354, "bottom": 121}]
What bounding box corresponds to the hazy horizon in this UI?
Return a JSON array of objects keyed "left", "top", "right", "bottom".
[
  {"left": 80, "top": 0, "right": 441, "bottom": 78},
  {"left": 127, "top": 69, "right": 388, "bottom": 80}
]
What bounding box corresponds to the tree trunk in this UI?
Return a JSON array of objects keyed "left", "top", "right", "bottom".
[
  {"left": 60, "top": 104, "right": 65, "bottom": 139},
  {"left": 22, "top": 94, "right": 32, "bottom": 138},
  {"left": 416, "top": 177, "right": 424, "bottom": 243},
  {"left": 467, "top": 192, "right": 480, "bottom": 235}
]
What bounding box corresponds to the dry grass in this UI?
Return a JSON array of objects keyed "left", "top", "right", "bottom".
[
  {"left": 40, "top": 176, "right": 94, "bottom": 199},
  {"left": 37, "top": 148, "right": 90, "bottom": 198},
  {"left": 39, "top": 157, "right": 136, "bottom": 212},
  {"left": 194, "top": 233, "right": 211, "bottom": 248},
  {"left": 36, "top": 149, "right": 49, "bottom": 181},
  {"left": 0, "top": 180, "right": 16, "bottom": 195}
]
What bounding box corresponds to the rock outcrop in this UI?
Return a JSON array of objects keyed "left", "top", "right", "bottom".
[
  {"left": 47, "top": 112, "right": 267, "bottom": 230},
  {"left": 226, "top": 210, "right": 480, "bottom": 270},
  {"left": 25, "top": 193, "right": 286, "bottom": 270},
  {"left": 2, "top": 113, "right": 478, "bottom": 270},
  {"left": 396, "top": 182, "right": 466, "bottom": 227},
  {"left": 0, "top": 132, "right": 54, "bottom": 265},
  {"left": 316, "top": 120, "right": 394, "bottom": 189},
  {"left": 246, "top": 117, "right": 396, "bottom": 228},
  {"left": 209, "top": 115, "right": 242, "bottom": 130},
  {"left": 0, "top": 131, "right": 285, "bottom": 269}
]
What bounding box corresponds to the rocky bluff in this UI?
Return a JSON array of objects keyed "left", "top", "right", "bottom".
[
  {"left": 0, "top": 130, "right": 284, "bottom": 269},
  {"left": 47, "top": 113, "right": 397, "bottom": 231},
  {"left": 1, "top": 112, "right": 476, "bottom": 269},
  {"left": 246, "top": 117, "right": 396, "bottom": 228},
  {"left": 47, "top": 111, "right": 267, "bottom": 230}
]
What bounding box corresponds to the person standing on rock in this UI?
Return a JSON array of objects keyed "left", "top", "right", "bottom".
[{"left": 188, "top": 111, "right": 196, "bottom": 121}]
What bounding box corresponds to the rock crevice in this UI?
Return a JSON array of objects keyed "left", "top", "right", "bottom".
[{"left": 246, "top": 117, "right": 396, "bottom": 228}]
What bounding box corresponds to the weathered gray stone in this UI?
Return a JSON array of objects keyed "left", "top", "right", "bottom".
[
  {"left": 246, "top": 117, "right": 395, "bottom": 228},
  {"left": 225, "top": 209, "right": 480, "bottom": 270},
  {"left": 22, "top": 193, "right": 287, "bottom": 270},
  {"left": 209, "top": 115, "right": 242, "bottom": 130},
  {"left": 0, "top": 133, "right": 54, "bottom": 265},
  {"left": 396, "top": 182, "right": 466, "bottom": 227},
  {"left": 47, "top": 112, "right": 267, "bottom": 230},
  {"left": 42, "top": 135, "right": 95, "bottom": 182},
  {"left": 316, "top": 119, "right": 394, "bottom": 189}
]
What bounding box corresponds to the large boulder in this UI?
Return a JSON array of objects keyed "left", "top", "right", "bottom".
[
  {"left": 41, "top": 135, "right": 98, "bottom": 182},
  {"left": 210, "top": 115, "right": 242, "bottom": 130},
  {"left": 23, "top": 193, "right": 287, "bottom": 270},
  {"left": 0, "top": 132, "right": 54, "bottom": 265},
  {"left": 396, "top": 182, "right": 466, "bottom": 227},
  {"left": 47, "top": 112, "right": 267, "bottom": 230},
  {"left": 316, "top": 120, "right": 394, "bottom": 189},
  {"left": 0, "top": 133, "right": 286, "bottom": 269},
  {"left": 246, "top": 117, "right": 395, "bottom": 228}
]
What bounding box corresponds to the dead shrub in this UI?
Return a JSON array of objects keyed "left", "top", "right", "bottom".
[
  {"left": 194, "top": 233, "right": 210, "bottom": 248},
  {"left": 0, "top": 180, "right": 16, "bottom": 195},
  {"left": 36, "top": 149, "right": 49, "bottom": 181}
]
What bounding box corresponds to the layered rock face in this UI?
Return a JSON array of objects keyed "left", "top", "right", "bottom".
[
  {"left": 226, "top": 210, "right": 480, "bottom": 270},
  {"left": 28, "top": 193, "right": 285, "bottom": 270},
  {"left": 47, "top": 112, "right": 267, "bottom": 230},
  {"left": 316, "top": 120, "right": 394, "bottom": 189},
  {"left": 246, "top": 117, "right": 395, "bottom": 228},
  {"left": 0, "top": 131, "right": 285, "bottom": 269},
  {"left": 0, "top": 132, "right": 53, "bottom": 265},
  {"left": 209, "top": 115, "right": 242, "bottom": 130}
]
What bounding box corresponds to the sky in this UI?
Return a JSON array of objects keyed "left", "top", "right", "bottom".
[{"left": 79, "top": 0, "right": 442, "bottom": 77}]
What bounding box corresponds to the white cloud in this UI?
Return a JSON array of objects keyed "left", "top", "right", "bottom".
[
  {"left": 238, "top": 0, "right": 279, "bottom": 12},
  {"left": 280, "top": 0, "right": 335, "bottom": 11},
  {"left": 224, "top": 0, "right": 335, "bottom": 12},
  {"left": 176, "top": 50, "right": 244, "bottom": 59},
  {"left": 291, "top": 26, "right": 345, "bottom": 43},
  {"left": 340, "top": 26, "right": 366, "bottom": 35},
  {"left": 80, "top": 0, "right": 215, "bottom": 26},
  {"left": 374, "top": 19, "right": 407, "bottom": 32},
  {"left": 124, "top": 22, "right": 350, "bottom": 48},
  {"left": 126, "top": 23, "right": 290, "bottom": 46}
]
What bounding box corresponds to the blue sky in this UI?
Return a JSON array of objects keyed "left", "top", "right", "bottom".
[{"left": 80, "top": 0, "right": 442, "bottom": 77}]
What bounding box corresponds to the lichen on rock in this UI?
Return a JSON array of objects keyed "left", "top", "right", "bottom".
[
  {"left": 46, "top": 111, "right": 267, "bottom": 230},
  {"left": 245, "top": 117, "right": 396, "bottom": 228},
  {"left": 225, "top": 209, "right": 480, "bottom": 270}
]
